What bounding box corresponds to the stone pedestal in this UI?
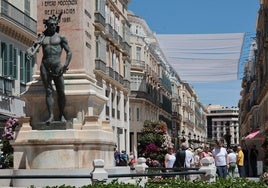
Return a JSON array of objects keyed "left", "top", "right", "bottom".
[{"left": 13, "top": 116, "right": 115, "bottom": 169}]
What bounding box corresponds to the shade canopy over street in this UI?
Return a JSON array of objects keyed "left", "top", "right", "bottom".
[{"left": 156, "top": 33, "right": 245, "bottom": 83}]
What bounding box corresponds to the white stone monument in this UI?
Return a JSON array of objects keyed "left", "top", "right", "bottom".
[{"left": 13, "top": 0, "right": 115, "bottom": 170}]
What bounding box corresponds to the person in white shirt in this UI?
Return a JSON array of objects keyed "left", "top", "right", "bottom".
[
  {"left": 227, "top": 149, "right": 237, "bottom": 178},
  {"left": 212, "top": 140, "right": 229, "bottom": 178},
  {"left": 185, "top": 147, "right": 194, "bottom": 168},
  {"left": 164, "top": 146, "right": 176, "bottom": 170}
]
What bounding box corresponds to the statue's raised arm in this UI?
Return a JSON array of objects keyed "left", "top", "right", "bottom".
[
  {"left": 25, "top": 11, "right": 63, "bottom": 62},
  {"left": 26, "top": 33, "right": 45, "bottom": 61}
]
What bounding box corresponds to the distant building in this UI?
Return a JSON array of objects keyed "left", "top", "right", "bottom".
[{"left": 206, "top": 104, "right": 239, "bottom": 147}]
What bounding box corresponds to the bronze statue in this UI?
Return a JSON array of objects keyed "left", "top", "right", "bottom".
[{"left": 26, "top": 13, "right": 72, "bottom": 124}]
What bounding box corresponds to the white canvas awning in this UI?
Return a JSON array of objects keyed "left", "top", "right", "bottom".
[{"left": 156, "top": 33, "right": 245, "bottom": 83}]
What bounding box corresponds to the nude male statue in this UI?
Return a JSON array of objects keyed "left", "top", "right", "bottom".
[{"left": 26, "top": 13, "right": 72, "bottom": 124}]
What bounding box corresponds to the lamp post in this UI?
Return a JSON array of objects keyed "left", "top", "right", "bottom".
[
  {"left": 188, "top": 132, "right": 192, "bottom": 147},
  {"left": 193, "top": 133, "right": 196, "bottom": 148},
  {"left": 181, "top": 130, "right": 186, "bottom": 143},
  {"left": 182, "top": 130, "right": 185, "bottom": 137}
]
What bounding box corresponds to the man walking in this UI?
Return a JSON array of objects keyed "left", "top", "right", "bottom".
[
  {"left": 212, "top": 140, "right": 229, "bottom": 178},
  {"left": 237, "top": 146, "right": 245, "bottom": 177}
]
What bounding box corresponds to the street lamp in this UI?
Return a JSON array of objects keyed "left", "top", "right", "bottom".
[
  {"left": 188, "top": 132, "right": 192, "bottom": 147},
  {"left": 182, "top": 130, "right": 185, "bottom": 136},
  {"left": 181, "top": 130, "right": 186, "bottom": 143}
]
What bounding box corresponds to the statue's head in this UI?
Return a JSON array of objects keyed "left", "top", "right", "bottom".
[
  {"left": 43, "top": 15, "right": 58, "bottom": 27},
  {"left": 43, "top": 12, "right": 62, "bottom": 33}
]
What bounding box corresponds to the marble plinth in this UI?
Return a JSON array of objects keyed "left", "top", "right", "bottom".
[{"left": 12, "top": 117, "right": 115, "bottom": 170}]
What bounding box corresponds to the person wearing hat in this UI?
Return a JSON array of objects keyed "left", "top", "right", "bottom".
[{"left": 194, "top": 148, "right": 204, "bottom": 167}]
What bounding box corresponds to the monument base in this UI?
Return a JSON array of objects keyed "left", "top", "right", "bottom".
[
  {"left": 12, "top": 117, "right": 115, "bottom": 169},
  {"left": 33, "top": 121, "right": 70, "bottom": 130}
]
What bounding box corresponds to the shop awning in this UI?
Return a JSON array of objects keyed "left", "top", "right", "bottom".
[{"left": 245, "top": 130, "right": 260, "bottom": 139}]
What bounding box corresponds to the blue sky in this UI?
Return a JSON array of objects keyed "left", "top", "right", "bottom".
[{"left": 128, "top": 0, "right": 259, "bottom": 107}]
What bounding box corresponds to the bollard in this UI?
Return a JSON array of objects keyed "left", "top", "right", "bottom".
[
  {"left": 134, "top": 157, "right": 148, "bottom": 187},
  {"left": 135, "top": 157, "right": 148, "bottom": 173},
  {"left": 90, "top": 159, "right": 108, "bottom": 184},
  {"left": 199, "top": 157, "right": 217, "bottom": 182}
]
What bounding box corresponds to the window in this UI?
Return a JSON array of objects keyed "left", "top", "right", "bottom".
[
  {"left": 95, "top": 36, "right": 106, "bottom": 62},
  {"left": 112, "top": 92, "right": 115, "bottom": 105},
  {"left": 24, "top": 0, "right": 30, "bottom": 27},
  {"left": 105, "top": 5, "right": 109, "bottom": 24},
  {"left": 136, "top": 46, "right": 141, "bottom": 61},
  {"left": 24, "top": 0, "right": 30, "bottom": 15},
  {"left": 95, "top": 0, "right": 105, "bottom": 15},
  {"left": 25, "top": 56, "right": 33, "bottom": 82},
  {"left": 115, "top": 17, "right": 120, "bottom": 33},
  {"left": 20, "top": 51, "right": 24, "bottom": 81},
  {"left": 123, "top": 61, "right": 126, "bottom": 77},
  {"left": 136, "top": 108, "right": 140, "bottom": 121},
  {"left": 110, "top": 11, "right": 114, "bottom": 27},
  {"left": 1, "top": 42, "right": 33, "bottom": 85},
  {"left": 129, "top": 108, "right": 131, "bottom": 121},
  {"left": 117, "top": 95, "right": 120, "bottom": 105},
  {"left": 1, "top": 42, "right": 8, "bottom": 76},
  {"left": 105, "top": 89, "right": 109, "bottom": 97},
  {"left": 13, "top": 48, "right": 17, "bottom": 79},
  {"left": 112, "top": 52, "right": 116, "bottom": 70},
  {"left": 135, "top": 25, "right": 139, "bottom": 34},
  {"left": 1, "top": 43, "right": 17, "bottom": 79}
]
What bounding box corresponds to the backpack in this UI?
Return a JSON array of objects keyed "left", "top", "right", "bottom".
[{"left": 118, "top": 154, "right": 127, "bottom": 166}]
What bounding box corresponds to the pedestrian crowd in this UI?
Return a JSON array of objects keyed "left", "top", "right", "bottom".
[
  {"left": 170, "top": 140, "right": 258, "bottom": 178},
  {"left": 113, "top": 140, "right": 259, "bottom": 179},
  {"left": 114, "top": 149, "right": 137, "bottom": 168}
]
